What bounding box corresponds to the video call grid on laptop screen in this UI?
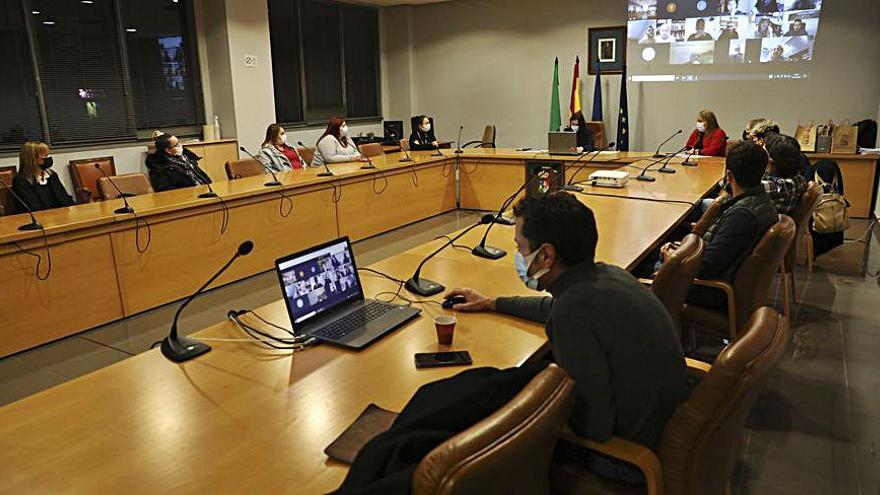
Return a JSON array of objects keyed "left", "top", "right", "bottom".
[{"left": 278, "top": 240, "right": 362, "bottom": 325}]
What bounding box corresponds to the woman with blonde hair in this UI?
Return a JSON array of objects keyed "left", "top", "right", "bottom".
[
  {"left": 685, "top": 109, "right": 728, "bottom": 157},
  {"left": 11, "top": 141, "right": 74, "bottom": 213}
]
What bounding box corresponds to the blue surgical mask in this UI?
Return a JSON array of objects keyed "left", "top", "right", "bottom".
[{"left": 515, "top": 247, "right": 550, "bottom": 291}]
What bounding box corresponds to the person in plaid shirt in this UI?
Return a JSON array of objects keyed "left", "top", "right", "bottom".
[{"left": 763, "top": 133, "right": 808, "bottom": 215}]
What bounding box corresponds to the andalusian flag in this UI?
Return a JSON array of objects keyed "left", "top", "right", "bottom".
[
  {"left": 569, "top": 56, "right": 582, "bottom": 116},
  {"left": 549, "top": 58, "right": 562, "bottom": 132}
]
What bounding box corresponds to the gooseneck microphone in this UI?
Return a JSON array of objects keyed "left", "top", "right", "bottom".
[
  {"left": 406, "top": 214, "right": 495, "bottom": 296},
  {"left": 161, "top": 240, "right": 254, "bottom": 362},
  {"left": 455, "top": 126, "right": 464, "bottom": 154},
  {"left": 472, "top": 170, "right": 548, "bottom": 260},
  {"left": 397, "top": 138, "right": 414, "bottom": 163},
  {"left": 562, "top": 142, "right": 617, "bottom": 192},
  {"left": 431, "top": 141, "right": 444, "bottom": 157},
  {"left": 240, "top": 146, "right": 283, "bottom": 186},
  {"left": 297, "top": 141, "right": 334, "bottom": 177},
  {"left": 637, "top": 145, "right": 689, "bottom": 182},
  {"left": 361, "top": 151, "right": 376, "bottom": 170},
  {"left": 656, "top": 153, "right": 678, "bottom": 175},
  {"left": 94, "top": 163, "right": 134, "bottom": 214},
  {"left": 0, "top": 179, "right": 42, "bottom": 231},
  {"left": 653, "top": 130, "right": 683, "bottom": 158}
]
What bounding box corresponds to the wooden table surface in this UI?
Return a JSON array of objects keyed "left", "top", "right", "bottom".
[{"left": 0, "top": 153, "right": 717, "bottom": 493}]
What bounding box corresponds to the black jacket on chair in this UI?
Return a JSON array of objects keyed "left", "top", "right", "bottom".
[
  {"left": 408, "top": 129, "right": 439, "bottom": 151},
  {"left": 11, "top": 171, "right": 75, "bottom": 213},
  {"left": 145, "top": 148, "right": 212, "bottom": 192}
]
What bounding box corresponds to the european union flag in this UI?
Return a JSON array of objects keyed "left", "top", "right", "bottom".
[{"left": 616, "top": 65, "right": 629, "bottom": 152}]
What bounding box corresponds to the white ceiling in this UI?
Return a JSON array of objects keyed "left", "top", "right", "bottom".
[{"left": 356, "top": 0, "right": 452, "bottom": 5}]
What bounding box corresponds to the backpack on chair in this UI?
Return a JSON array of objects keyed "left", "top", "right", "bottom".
[{"left": 813, "top": 174, "right": 850, "bottom": 234}]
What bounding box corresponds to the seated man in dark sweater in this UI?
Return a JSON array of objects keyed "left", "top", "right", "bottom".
[
  {"left": 663, "top": 141, "right": 778, "bottom": 306},
  {"left": 445, "top": 192, "right": 688, "bottom": 482}
]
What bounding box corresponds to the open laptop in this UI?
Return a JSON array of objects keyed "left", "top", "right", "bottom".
[
  {"left": 275, "top": 237, "right": 420, "bottom": 350},
  {"left": 548, "top": 131, "right": 581, "bottom": 156}
]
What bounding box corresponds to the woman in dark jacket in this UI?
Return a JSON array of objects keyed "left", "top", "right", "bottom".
[
  {"left": 811, "top": 160, "right": 845, "bottom": 258},
  {"left": 564, "top": 112, "right": 596, "bottom": 153},
  {"left": 11, "top": 141, "right": 74, "bottom": 213},
  {"left": 409, "top": 115, "right": 440, "bottom": 151},
  {"left": 146, "top": 133, "right": 212, "bottom": 192}
]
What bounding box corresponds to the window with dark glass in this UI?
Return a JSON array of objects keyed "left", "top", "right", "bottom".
[
  {"left": 268, "top": 0, "right": 381, "bottom": 125},
  {"left": 121, "top": 0, "right": 204, "bottom": 130},
  {"left": 0, "top": 0, "right": 44, "bottom": 151}
]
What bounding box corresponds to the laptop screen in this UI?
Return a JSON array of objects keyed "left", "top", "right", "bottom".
[{"left": 277, "top": 238, "right": 363, "bottom": 326}]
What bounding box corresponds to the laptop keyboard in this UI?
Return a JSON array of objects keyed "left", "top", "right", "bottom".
[{"left": 311, "top": 302, "right": 397, "bottom": 341}]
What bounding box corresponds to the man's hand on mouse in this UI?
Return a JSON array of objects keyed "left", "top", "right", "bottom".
[{"left": 444, "top": 288, "right": 495, "bottom": 312}]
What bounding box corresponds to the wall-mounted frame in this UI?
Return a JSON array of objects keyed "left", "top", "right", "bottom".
[{"left": 588, "top": 26, "right": 627, "bottom": 74}]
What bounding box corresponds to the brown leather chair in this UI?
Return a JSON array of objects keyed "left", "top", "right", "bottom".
[
  {"left": 691, "top": 193, "right": 727, "bottom": 237},
  {"left": 551, "top": 306, "right": 788, "bottom": 495},
  {"left": 296, "top": 146, "right": 316, "bottom": 166},
  {"left": 481, "top": 124, "right": 497, "bottom": 148},
  {"left": 683, "top": 214, "right": 795, "bottom": 340},
  {"left": 97, "top": 173, "right": 153, "bottom": 200},
  {"left": 0, "top": 170, "right": 14, "bottom": 216},
  {"left": 224, "top": 158, "right": 264, "bottom": 180},
  {"left": 411, "top": 364, "right": 574, "bottom": 495},
  {"left": 359, "top": 142, "right": 384, "bottom": 158},
  {"left": 644, "top": 234, "right": 705, "bottom": 339},
  {"left": 399, "top": 138, "right": 411, "bottom": 152},
  {"left": 586, "top": 122, "right": 606, "bottom": 149},
  {"left": 70, "top": 157, "right": 116, "bottom": 202},
  {"left": 778, "top": 182, "right": 821, "bottom": 316}
]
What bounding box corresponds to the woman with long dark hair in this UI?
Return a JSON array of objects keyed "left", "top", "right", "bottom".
[{"left": 313, "top": 117, "right": 362, "bottom": 167}]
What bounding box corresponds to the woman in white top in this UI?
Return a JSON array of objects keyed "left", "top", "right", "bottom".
[{"left": 312, "top": 117, "right": 363, "bottom": 167}]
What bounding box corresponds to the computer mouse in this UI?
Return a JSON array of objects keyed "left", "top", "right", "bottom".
[{"left": 442, "top": 295, "right": 467, "bottom": 309}]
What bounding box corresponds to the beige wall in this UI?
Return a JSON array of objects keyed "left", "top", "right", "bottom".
[{"left": 393, "top": 0, "right": 880, "bottom": 151}]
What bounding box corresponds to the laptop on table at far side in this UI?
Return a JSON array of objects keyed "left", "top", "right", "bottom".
[
  {"left": 548, "top": 131, "right": 582, "bottom": 156},
  {"left": 275, "top": 237, "right": 420, "bottom": 350}
]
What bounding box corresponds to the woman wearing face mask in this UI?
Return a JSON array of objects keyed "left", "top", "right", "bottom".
[
  {"left": 11, "top": 141, "right": 74, "bottom": 213},
  {"left": 563, "top": 112, "right": 596, "bottom": 153},
  {"left": 313, "top": 117, "right": 363, "bottom": 167},
  {"left": 685, "top": 109, "right": 727, "bottom": 157},
  {"left": 408, "top": 115, "right": 440, "bottom": 151},
  {"left": 258, "top": 123, "right": 305, "bottom": 171},
  {"left": 146, "top": 133, "right": 212, "bottom": 192}
]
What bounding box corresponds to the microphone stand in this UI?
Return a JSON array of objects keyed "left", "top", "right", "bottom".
[
  {"left": 455, "top": 126, "right": 464, "bottom": 154},
  {"left": 360, "top": 152, "right": 376, "bottom": 170},
  {"left": 562, "top": 142, "right": 617, "bottom": 192},
  {"left": 406, "top": 214, "right": 495, "bottom": 296},
  {"left": 472, "top": 170, "right": 548, "bottom": 260},
  {"left": 240, "top": 146, "right": 283, "bottom": 186},
  {"left": 397, "top": 138, "right": 414, "bottom": 163},
  {"left": 0, "top": 180, "right": 43, "bottom": 231},
  {"left": 657, "top": 153, "right": 678, "bottom": 174},
  {"left": 94, "top": 164, "right": 134, "bottom": 214},
  {"left": 161, "top": 240, "right": 254, "bottom": 362},
  {"left": 636, "top": 145, "right": 688, "bottom": 182},
  {"left": 681, "top": 148, "right": 698, "bottom": 167},
  {"left": 653, "top": 130, "right": 683, "bottom": 158}
]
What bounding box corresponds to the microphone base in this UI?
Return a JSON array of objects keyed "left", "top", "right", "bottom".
[
  {"left": 454, "top": 149, "right": 464, "bottom": 154},
  {"left": 680, "top": 160, "right": 697, "bottom": 167},
  {"left": 657, "top": 167, "right": 677, "bottom": 174},
  {"left": 317, "top": 172, "right": 334, "bottom": 177},
  {"left": 652, "top": 153, "right": 666, "bottom": 158},
  {"left": 492, "top": 215, "right": 516, "bottom": 226},
  {"left": 636, "top": 174, "right": 657, "bottom": 182},
  {"left": 472, "top": 245, "right": 506, "bottom": 260},
  {"left": 264, "top": 180, "right": 283, "bottom": 187},
  {"left": 399, "top": 157, "right": 413, "bottom": 163},
  {"left": 198, "top": 191, "right": 218, "bottom": 198},
  {"left": 562, "top": 184, "right": 584, "bottom": 192},
  {"left": 114, "top": 206, "right": 135, "bottom": 214},
  {"left": 405, "top": 277, "right": 444, "bottom": 297},
  {"left": 160, "top": 335, "right": 211, "bottom": 363},
  {"left": 360, "top": 164, "right": 376, "bottom": 170},
  {"left": 431, "top": 152, "right": 444, "bottom": 157},
  {"left": 18, "top": 221, "right": 43, "bottom": 231}
]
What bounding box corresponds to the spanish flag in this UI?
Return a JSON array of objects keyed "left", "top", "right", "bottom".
[{"left": 569, "top": 56, "right": 582, "bottom": 116}]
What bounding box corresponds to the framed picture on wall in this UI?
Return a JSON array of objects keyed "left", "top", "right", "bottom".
[{"left": 588, "top": 26, "right": 627, "bottom": 74}]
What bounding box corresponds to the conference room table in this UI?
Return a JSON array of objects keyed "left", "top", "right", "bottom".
[{"left": 0, "top": 149, "right": 722, "bottom": 494}]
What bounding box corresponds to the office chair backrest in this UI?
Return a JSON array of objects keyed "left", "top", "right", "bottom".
[
  {"left": 97, "top": 173, "right": 153, "bottom": 200},
  {"left": 411, "top": 364, "right": 574, "bottom": 495},
  {"left": 652, "top": 233, "right": 704, "bottom": 337},
  {"left": 691, "top": 193, "right": 727, "bottom": 237},
  {"left": 296, "top": 146, "right": 315, "bottom": 166},
  {"left": 400, "top": 138, "right": 411, "bottom": 152},
  {"left": 660, "top": 306, "right": 788, "bottom": 495},
  {"left": 481, "top": 125, "right": 497, "bottom": 148},
  {"left": 70, "top": 157, "right": 116, "bottom": 202},
  {"left": 784, "top": 181, "right": 821, "bottom": 269},
  {"left": 0, "top": 170, "right": 14, "bottom": 216},
  {"left": 585, "top": 122, "right": 606, "bottom": 149},
  {"left": 224, "top": 158, "right": 264, "bottom": 180},
  {"left": 731, "top": 214, "right": 794, "bottom": 337},
  {"left": 359, "top": 142, "right": 384, "bottom": 158}
]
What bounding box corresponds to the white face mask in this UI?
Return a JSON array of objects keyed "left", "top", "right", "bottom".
[
  {"left": 696, "top": 122, "right": 706, "bottom": 132},
  {"left": 570, "top": 125, "right": 580, "bottom": 133},
  {"left": 514, "top": 247, "right": 550, "bottom": 291},
  {"left": 421, "top": 123, "right": 432, "bottom": 133},
  {"left": 340, "top": 125, "right": 349, "bottom": 136},
  {"left": 280, "top": 133, "right": 288, "bottom": 144},
  {"left": 172, "top": 144, "right": 184, "bottom": 156}
]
